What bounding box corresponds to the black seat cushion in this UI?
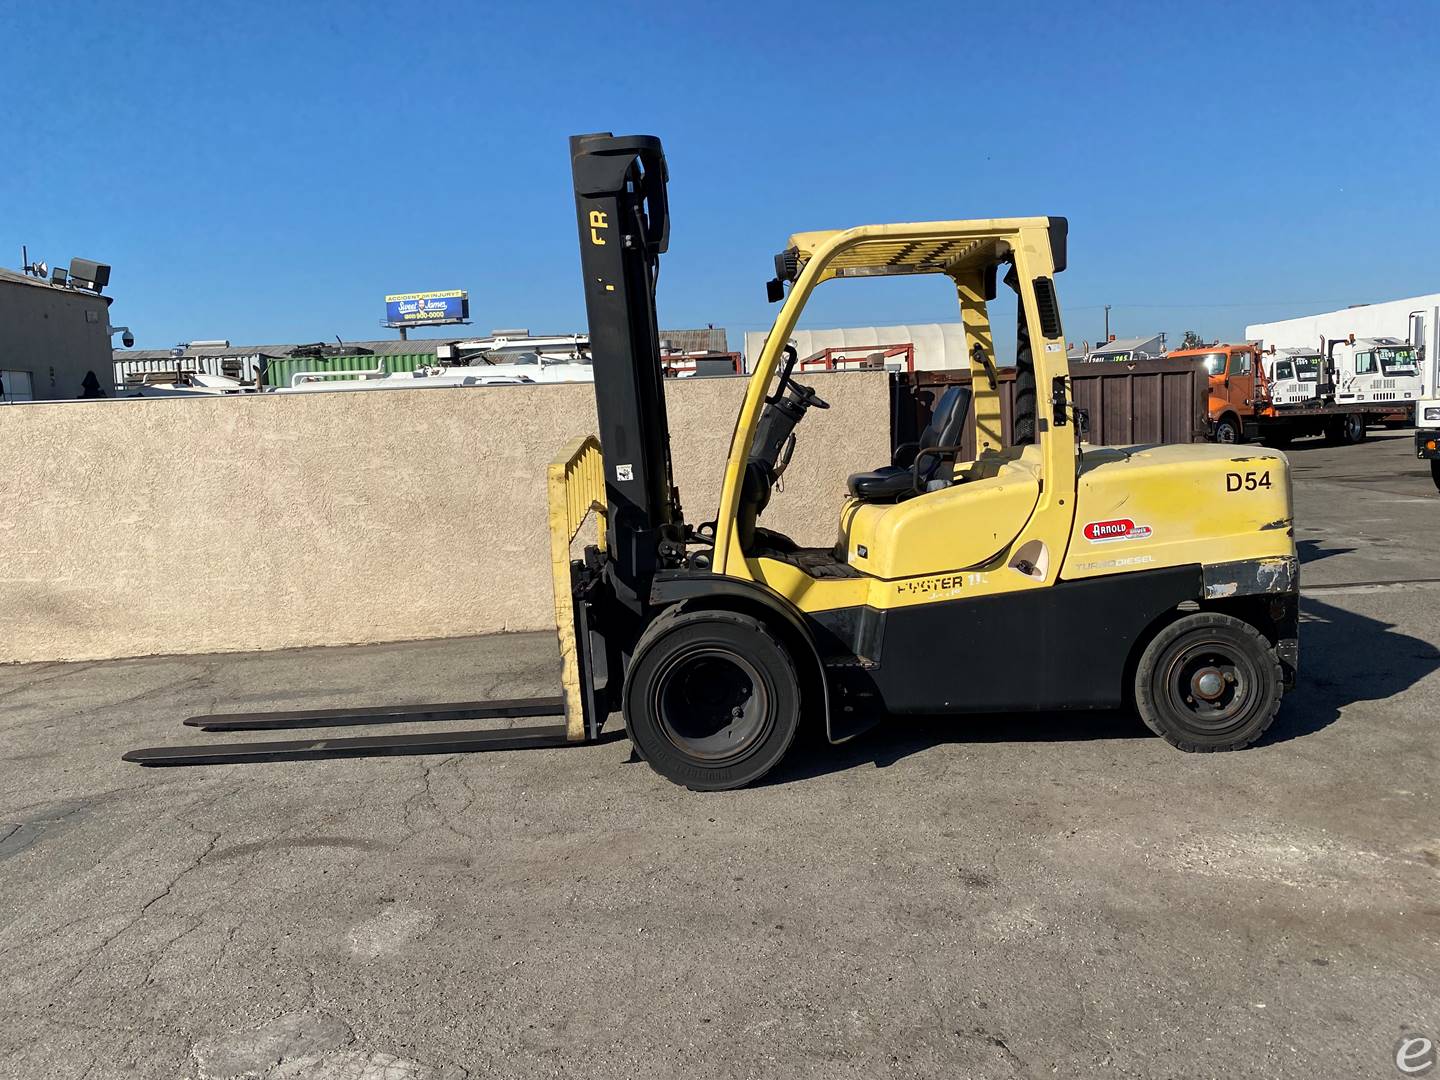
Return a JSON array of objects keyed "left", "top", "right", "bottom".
[
  {"left": 847, "top": 384, "right": 975, "bottom": 503},
  {"left": 846, "top": 465, "right": 917, "bottom": 500}
]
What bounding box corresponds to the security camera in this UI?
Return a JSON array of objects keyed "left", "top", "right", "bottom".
[{"left": 122, "top": 329, "right": 135, "bottom": 348}]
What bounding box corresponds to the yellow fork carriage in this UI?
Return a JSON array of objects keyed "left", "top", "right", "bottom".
[{"left": 128, "top": 134, "right": 1300, "bottom": 790}]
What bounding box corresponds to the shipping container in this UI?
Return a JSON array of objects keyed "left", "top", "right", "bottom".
[{"left": 264, "top": 353, "right": 436, "bottom": 388}]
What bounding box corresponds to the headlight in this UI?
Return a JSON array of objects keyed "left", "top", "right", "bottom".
[{"left": 1425, "top": 406, "right": 1440, "bottom": 421}]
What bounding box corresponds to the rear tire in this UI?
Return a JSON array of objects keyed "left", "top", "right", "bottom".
[
  {"left": 1133, "top": 612, "right": 1282, "bottom": 752},
  {"left": 1328, "top": 413, "right": 1366, "bottom": 445},
  {"left": 1431, "top": 458, "right": 1440, "bottom": 493},
  {"left": 623, "top": 610, "right": 801, "bottom": 791}
]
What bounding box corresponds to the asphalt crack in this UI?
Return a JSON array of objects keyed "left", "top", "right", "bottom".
[{"left": 959, "top": 1027, "right": 1028, "bottom": 1073}]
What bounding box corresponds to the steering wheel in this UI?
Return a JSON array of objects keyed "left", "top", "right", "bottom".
[{"left": 788, "top": 381, "right": 830, "bottom": 410}]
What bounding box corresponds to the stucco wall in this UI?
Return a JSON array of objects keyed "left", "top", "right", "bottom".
[{"left": 0, "top": 371, "right": 888, "bottom": 662}]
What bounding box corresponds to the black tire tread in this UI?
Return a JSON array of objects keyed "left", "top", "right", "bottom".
[{"left": 1134, "top": 612, "right": 1282, "bottom": 753}]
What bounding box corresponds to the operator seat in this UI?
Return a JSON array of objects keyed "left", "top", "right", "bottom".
[{"left": 846, "top": 384, "right": 973, "bottom": 502}]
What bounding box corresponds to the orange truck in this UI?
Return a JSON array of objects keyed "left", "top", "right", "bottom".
[{"left": 1166, "top": 342, "right": 1399, "bottom": 446}]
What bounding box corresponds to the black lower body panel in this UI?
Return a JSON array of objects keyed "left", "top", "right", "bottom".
[{"left": 809, "top": 565, "right": 1203, "bottom": 714}]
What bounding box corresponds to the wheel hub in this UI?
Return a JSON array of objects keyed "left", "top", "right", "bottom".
[
  {"left": 653, "top": 648, "right": 771, "bottom": 763},
  {"left": 1192, "top": 667, "right": 1226, "bottom": 701},
  {"left": 1162, "top": 638, "right": 1256, "bottom": 732}
]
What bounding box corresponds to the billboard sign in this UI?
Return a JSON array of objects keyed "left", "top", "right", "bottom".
[{"left": 384, "top": 290, "right": 469, "bottom": 327}]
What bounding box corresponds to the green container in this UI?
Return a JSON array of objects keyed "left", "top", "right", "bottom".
[{"left": 265, "top": 353, "right": 432, "bottom": 389}]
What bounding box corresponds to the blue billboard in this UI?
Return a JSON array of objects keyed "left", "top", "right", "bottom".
[{"left": 384, "top": 290, "right": 469, "bottom": 327}]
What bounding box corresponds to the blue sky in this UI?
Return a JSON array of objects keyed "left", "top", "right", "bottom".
[{"left": 3, "top": 1, "right": 1437, "bottom": 354}]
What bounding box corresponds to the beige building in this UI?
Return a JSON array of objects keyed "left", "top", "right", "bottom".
[{"left": 0, "top": 266, "right": 117, "bottom": 401}]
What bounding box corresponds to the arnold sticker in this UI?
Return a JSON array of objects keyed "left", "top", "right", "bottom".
[{"left": 1083, "top": 518, "right": 1153, "bottom": 543}]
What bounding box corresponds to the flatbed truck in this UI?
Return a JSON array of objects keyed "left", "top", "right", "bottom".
[{"left": 1166, "top": 341, "right": 1416, "bottom": 447}]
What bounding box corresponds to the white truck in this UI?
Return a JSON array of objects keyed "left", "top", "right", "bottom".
[
  {"left": 1412, "top": 307, "right": 1440, "bottom": 491},
  {"left": 1261, "top": 347, "right": 1321, "bottom": 406},
  {"left": 1322, "top": 335, "right": 1423, "bottom": 410}
]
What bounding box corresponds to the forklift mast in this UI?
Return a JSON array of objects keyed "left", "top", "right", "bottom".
[{"left": 569, "top": 133, "right": 682, "bottom": 604}]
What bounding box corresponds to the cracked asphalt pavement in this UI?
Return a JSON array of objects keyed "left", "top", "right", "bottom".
[{"left": 1, "top": 433, "right": 1437, "bottom": 1079}]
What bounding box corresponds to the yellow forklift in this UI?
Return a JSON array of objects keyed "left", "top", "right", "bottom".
[{"left": 128, "top": 133, "right": 1300, "bottom": 790}]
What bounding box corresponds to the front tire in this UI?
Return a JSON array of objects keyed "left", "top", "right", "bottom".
[
  {"left": 1133, "top": 612, "right": 1282, "bottom": 752},
  {"left": 1214, "top": 415, "right": 1241, "bottom": 444},
  {"left": 623, "top": 610, "right": 801, "bottom": 791}
]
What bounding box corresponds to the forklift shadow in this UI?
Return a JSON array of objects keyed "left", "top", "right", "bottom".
[
  {"left": 767, "top": 709, "right": 1149, "bottom": 785},
  {"left": 1259, "top": 595, "right": 1440, "bottom": 745},
  {"left": 1277, "top": 431, "right": 1410, "bottom": 453},
  {"left": 764, "top": 595, "right": 1439, "bottom": 784},
  {"left": 1296, "top": 538, "right": 1355, "bottom": 565}
]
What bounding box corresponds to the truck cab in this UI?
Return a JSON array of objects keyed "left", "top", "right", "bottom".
[
  {"left": 1165, "top": 343, "right": 1261, "bottom": 443},
  {"left": 1326, "top": 336, "right": 1423, "bottom": 407},
  {"left": 1261, "top": 348, "right": 1321, "bottom": 407}
]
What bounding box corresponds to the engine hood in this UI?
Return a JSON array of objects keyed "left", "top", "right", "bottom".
[{"left": 1061, "top": 443, "right": 1295, "bottom": 580}]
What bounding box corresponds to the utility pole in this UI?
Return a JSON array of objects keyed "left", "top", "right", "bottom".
[{"left": 1104, "top": 304, "right": 1111, "bottom": 341}]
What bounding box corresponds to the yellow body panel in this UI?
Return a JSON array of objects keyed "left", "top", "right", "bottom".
[
  {"left": 546, "top": 436, "right": 606, "bottom": 742},
  {"left": 746, "top": 557, "right": 870, "bottom": 612},
  {"left": 845, "top": 449, "right": 1042, "bottom": 580},
  {"left": 1061, "top": 444, "right": 1293, "bottom": 579}
]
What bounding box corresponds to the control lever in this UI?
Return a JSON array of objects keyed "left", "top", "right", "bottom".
[{"left": 973, "top": 343, "right": 998, "bottom": 389}]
